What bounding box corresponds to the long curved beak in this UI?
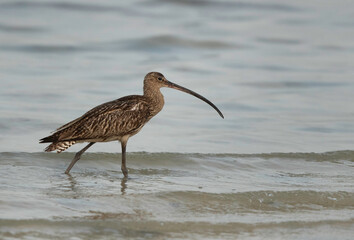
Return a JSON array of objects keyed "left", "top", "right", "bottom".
[{"left": 165, "top": 80, "right": 224, "bottom": 119}]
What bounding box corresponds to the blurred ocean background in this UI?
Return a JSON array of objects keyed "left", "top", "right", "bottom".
[{"left": 0, "top": 0, "right": 353, "bottom": 239}]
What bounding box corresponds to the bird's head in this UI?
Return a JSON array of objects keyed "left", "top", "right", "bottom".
[
  {"left": 144, "top": 72, "right": 224, "bottom": 119},
  {"left": 144, "top": 72, "right": 169, "bottom": 88}
]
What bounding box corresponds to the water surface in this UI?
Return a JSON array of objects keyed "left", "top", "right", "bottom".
[
  {"left": 0, "top": 0, "right": 354, "bottom": 239},
  {"left": 0, "top": 0, "right": 353, "bottom": 153},
  {"left": 0, "top": 151, "right": 353, "bottom": 239}
]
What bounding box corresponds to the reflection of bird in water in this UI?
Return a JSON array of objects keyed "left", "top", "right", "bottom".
[
  {"left": 63, "top": 172, "right": 127, "bottom": 195},
  {"left": 121, "top": 177, "right": 127, "bottom": 195},
  {"left": 40, "top": 72, "right": 224, "bottom": 178},
  {"left": 65, "top": 173, "right": 77, "bottom": 192}
]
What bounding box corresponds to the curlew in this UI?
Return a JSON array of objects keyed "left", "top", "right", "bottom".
[{"left": 40, "top": 72, "right": 224, "bottom": 178}]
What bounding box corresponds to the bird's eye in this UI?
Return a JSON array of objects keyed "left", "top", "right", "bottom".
[{"left": 157, "top": 77, "right": 163, "bottom": 81}]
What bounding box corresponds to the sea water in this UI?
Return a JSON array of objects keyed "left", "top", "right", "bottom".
[{"left": 0, "top": 0, "right": 353, "bottom": 239}]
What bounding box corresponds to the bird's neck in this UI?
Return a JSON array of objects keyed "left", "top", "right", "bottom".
[{"left": 144, "top": 84, "right": 165, "bottom": 116}]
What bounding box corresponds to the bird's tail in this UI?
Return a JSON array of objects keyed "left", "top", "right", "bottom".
[
  {"left": 43, "top": 141, "right": 76, "bottom": 153},
  {"left": 40, "top": 134, "right": 75, "bottom": 153}
]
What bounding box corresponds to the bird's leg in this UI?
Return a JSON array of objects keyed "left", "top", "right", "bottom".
[
  {"left": 121, "top": 140, "right": 128, "bottom": 178},
  {"left": 65, "top": 142, "right": 95, "bottom": 174}
]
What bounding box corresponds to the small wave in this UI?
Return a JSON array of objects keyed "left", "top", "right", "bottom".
[
  {"left": 2, "top": 150, "right": 354, "bottom": 164},
  {"left": 0, "top": 1, "right": 128, "bottom": 13},
  {"left": 256, "top": 37, "right": 302, "bottom": 45},
  {"left": 151, "top": 0, "right": 302, "bottom": 12},
  {"left": 241, "top": 81, "right": 344, "bottom": 89},
  {"left": 0, "top": 216, "right": 352, "bottom": 240},
  {"left": 0, "top": 44, "right": 87, "bottom": 53},
  {"left": 0, "top": 23, "right": 46, "bottom": 33},
  {"left": 157, "top": 190, "right": 354, "bottom": 213},
  {"left": 199, "top": 150, "right": 354, "bottom": 162},
  {"left": 120, "top": 35, "right": 236, "bottom": 51},
  {"left": 0, "top": 35, "right": 236, "bottom": 54}
]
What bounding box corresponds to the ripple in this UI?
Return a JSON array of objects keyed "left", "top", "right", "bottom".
[
  {"left": 0, "top": 1, "right": 128, "bottom": 13},
  {"left": 120, "top": 35, "right": 236, "bottom": 51},
  {"left": 158, "top": 190, "right": 354, "bottom": 213},
  {"left": 0, "top": 23, "right": 46, "bottom": 33},
  {"left": 256, "top": 37, "right": 302, "bottom": 45},
  {"left": 241, "top": 80, "right": 344, "bottom": 89},
  {"left": 318, "top": 44, "right": 349, "bottom": 52},
  {"left": 0, "top": 44, "right": 87, "bottom": 53},
  {"left": 151, "top": 0, "right": 302, "bottom": 12}
]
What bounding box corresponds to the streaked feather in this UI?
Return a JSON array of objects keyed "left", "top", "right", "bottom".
[{"left": 40, "top": 95, "right": 155, "bottom": 152}]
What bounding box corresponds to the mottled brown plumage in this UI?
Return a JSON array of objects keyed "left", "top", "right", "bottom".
[
  {"left": 40, "top": 72, "right": 223, "bottom": 178},
  {"left": 42, "top": 96, "right": 153, "bottom": 152}
]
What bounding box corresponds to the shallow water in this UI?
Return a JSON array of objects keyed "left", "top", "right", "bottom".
[
  {"left": 0, "top": 0, "right": 354, "bottom": 239},
  {"left": 0, "top": 151, "right": 353, "bottom": 239}
]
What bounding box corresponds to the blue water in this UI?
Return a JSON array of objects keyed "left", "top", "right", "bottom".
[
  {"left": 0, "top": 0, "right": 353, "bottom": 239},
  {"left": 0, "top": 0, "right": 354, "bottom": 154}
]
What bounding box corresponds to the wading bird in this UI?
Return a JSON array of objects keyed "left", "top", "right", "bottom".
[{"left": 40, "top": 72, "right": 224, "bottom": 178}]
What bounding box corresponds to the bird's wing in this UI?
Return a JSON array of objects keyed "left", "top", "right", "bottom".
[
  {"left": 55, "top": 96, "right": 139, "bottom": 132},
  {"left": 52, "top": 95, "right": 153, "bottom": 142}
]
